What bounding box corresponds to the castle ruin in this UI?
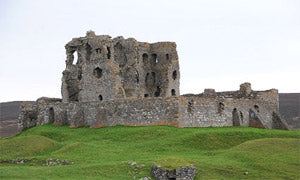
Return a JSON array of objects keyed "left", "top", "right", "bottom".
[{"left": 18, "top": 31, "right": 289, "bottom": 131}]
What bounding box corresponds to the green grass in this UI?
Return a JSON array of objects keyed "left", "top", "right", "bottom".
[
  {"left": 0, "top": 124, "right": 299, "bottom": 179},
  {"left": 153, "top": 157, "right": 196, "bottom": 170}
]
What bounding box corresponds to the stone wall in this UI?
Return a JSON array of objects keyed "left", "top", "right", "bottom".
[
  {"left": 61, "top": 32, "right": 180, "bottom": 103},
  {"left": 21, "top": 97, "right": 180, "bottom": 130},
  {"left": 18, "top": 86, "right": 289, "bottom": 131}
]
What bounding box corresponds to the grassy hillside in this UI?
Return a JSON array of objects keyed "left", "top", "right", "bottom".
[{"left": 0, "top": 125, "right": 299, "bottom": 180}]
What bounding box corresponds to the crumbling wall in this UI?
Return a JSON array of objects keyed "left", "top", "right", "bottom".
[
  {"left": 32, "top": 97, "right": 180, "bottom": 129},
  {"left": 61, "top": 32, "right": 180, "bottom": 103},
  {"left": 62, "top": 33, "right": 122, "bottom": 103},
  {"left": 19, "top": 83, "right": 286, "bottom": 130},
  {"left": 18, "top": 97, "right": 61, "bottom": 131},
  {"left": 178, "top": 83, "right": 280, "bottom": 129},
  {"left": 113, "top": 36, "right": 141, "bottom": 98},
  {"left": 139, "top": 42, "right": 180, "bottom": 98}
]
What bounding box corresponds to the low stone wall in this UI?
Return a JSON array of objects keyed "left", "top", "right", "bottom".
[
  {"left": 178, "top": 91, "right": 278, "bottom": 128},
  {"left": 18, "top": 89, "right": 289, "bottom": 131},
  {"left": 22, "top": 97, "right": 180, "bottom": 130}
]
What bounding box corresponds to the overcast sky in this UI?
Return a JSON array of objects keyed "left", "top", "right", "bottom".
[{"left": 0, "top": 0, "right": 299, "bottom": 102}]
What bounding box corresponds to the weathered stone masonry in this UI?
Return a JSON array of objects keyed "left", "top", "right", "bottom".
[{"left": 18, "top": 31, "right": 289, "bottom": 131}]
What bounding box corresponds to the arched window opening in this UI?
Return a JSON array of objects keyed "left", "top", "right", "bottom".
[
  {"left": 98, "top": 95, "right": 103, "bottom": 101},
  {"left": 96, "top": 48, "right": 101, "bottom": 54},
  {"left": 171, "top": 89, "right": 176, "bottom": 96},
  {"left": 93, "top": 68, "right": 103, "bottom": 79},
  {"left": 166, "top": 54, "right": 169, "bottom": 60},
  {"left": 232, "top": 108, "right": 240, "bottom": 126},
  {"left": 152, "top": 54, "right": 158, "bottom": 64},
  {"left": 142, "top": 53, "right": 148, "bottom": 62},
  {"left": 218, "top": 102, "right": 225, "bottom": 113},
  {"left": 144, "top": 94, "right": 149, "bottom": 98},
  {"left": 73, "top": 51, "right": 78, "bottom": 65},
  {"left": 154, "top": 86, "right": 161, "bottom": 97},
  {"left": 49, "top": 107, "right": 54, "bottom": 123},
  {"left": 172, "top": 70, "right": 177, "bottom": 80},
  {"left": 107, "top": 47, "right": 111, "bottom": 59},
  {"left": 254, "top": 105, "right": 259, "bottom": 112}
]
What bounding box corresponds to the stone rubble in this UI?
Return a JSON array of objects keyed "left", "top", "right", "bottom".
[
  {"left": 45, "top": 158, "right": 73, "bottom": 166},
  {"left": 151, "top": 164, "right": 196, "bottom": 180}
]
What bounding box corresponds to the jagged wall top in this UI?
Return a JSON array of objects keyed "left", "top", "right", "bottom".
[{"left": 61, "top": 31, "right": 180, "bottom": 102}]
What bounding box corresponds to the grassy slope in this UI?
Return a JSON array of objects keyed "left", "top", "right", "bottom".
[{"left": 0, "top": 125, "right": 299, "bottom": 180}]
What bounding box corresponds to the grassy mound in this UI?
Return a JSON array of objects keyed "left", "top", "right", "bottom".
[
  {"left": 232, "top": 138, "right": 300, "bottom": 153},
  {"left": 153, "top": 157, "right": 195, "bottom": 170},
  {"left": 0, "top": 124, "right": 299, "bottom": 179},
  {"left": 0, "top": 135, "right": 59, "bottom": 159}
]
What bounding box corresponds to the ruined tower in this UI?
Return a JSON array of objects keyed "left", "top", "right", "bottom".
[{"left": 61, "top": 31, "right": 180, "bottom": 103}]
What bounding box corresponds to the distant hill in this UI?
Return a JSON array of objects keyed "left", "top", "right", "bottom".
[
  {"left": 0, "top": 101, "right": 34, "bottom": 138},
  {"left": 279, "top": 93, "right": 300, "bottom": 129},
  {"left": 0, "top": 93, "right": 299, "bottom": 138},
  {"left": 0, "top": 101, "right": 25, "bottom": 121}
]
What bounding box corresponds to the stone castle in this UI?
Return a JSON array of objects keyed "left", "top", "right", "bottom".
[{"left": 18, "top": 31, "right": 289, "bottom": 131}]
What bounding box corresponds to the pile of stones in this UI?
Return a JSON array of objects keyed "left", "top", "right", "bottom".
[
  {"left": 0, "top": 158, "right": 30, "bottom": 164},
  {"left": 151, "top": 164, "right": 196, "bottom": 180},
  {"left": 45, "top": 158, "right": 73, "bottom": 166},
  {"left": 127, "top": 161, "right": 152, "bottom": 180}
]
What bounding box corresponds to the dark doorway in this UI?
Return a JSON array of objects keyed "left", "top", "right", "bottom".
[
  {"left": 49, "top": 107, "right": 54, "bottom": 123},
  {"left": 232, "top": 108, "right": 240, "bottom": 126}
]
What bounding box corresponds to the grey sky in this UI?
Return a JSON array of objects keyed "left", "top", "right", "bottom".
[{"left": 0, "top": 0, "right": 299, "bottom": 102}]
